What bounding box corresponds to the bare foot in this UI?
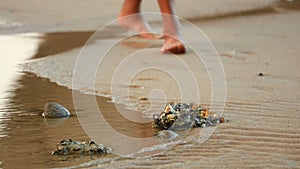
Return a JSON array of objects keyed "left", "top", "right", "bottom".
[
  {"left": 161, "top": 36, "right": 186, "bottom": 54},
  {"left": 118, "top": 13, "right": 157, "bottom": 39}
]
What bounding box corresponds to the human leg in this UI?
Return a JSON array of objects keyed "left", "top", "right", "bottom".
[
  {"left": 157, "top": 0, "right": 185, "bottom": 54},
  {"left": 118, "top": 0, "right": 156, "bottom": 39}
]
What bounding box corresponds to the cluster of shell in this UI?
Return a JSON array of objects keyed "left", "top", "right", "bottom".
[
  {"left": 51, "top": 139, "right": 112, "bottom": 155},
  {"left": 152, "top": 102, "right": 224, "bottom": 130}
]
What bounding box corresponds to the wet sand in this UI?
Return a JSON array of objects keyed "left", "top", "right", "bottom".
[
  {"left": 0, "top": 72, "right": 161, "bottom": 168},
  {"left": 0, "top": 1, "right": 300, "bottom": 169},
  {"left": 73, "top": 5, "right": 300, "bottom": 168}
]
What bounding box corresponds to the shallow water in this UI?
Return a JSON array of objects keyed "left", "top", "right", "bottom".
[
  {"left": 0, "top": 33, "right": 202, "bottom": 168},
  {"left": 0, "top": 34, "right": 117, "bottom": 168},
  {"left": 0, "top": 72, "right": 116, "bottom": 168},
  {"left": 0, "top": 54, "right": 205, "bottom": 169}
]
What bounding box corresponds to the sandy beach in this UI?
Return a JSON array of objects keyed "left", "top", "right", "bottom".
[{"left": 0, "top": 0, "right": 300, "bottom": 168}]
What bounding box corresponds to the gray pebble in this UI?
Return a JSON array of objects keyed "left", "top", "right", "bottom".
[{"left": 42, "top": 102, "right": 71, "bottom": 118}]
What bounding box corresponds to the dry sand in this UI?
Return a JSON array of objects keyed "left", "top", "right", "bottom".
[
  {"left": 0, "top": 0, "right": 299, "bottom": 168},
  {"left": 0, "top": 0, "right": 275, "bottom": 34}
]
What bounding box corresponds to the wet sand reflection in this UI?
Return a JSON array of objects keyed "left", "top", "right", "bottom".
[
  {"left": 0, "top": 72, "right": 156, "bottom": 168},
  {"left": 31, "top": 26, "right": 126, "bottom": 59},
  {"left": 0, "top": 28, "right": 158, "bottom": 168}
]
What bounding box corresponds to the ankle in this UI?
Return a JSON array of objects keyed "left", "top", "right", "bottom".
[
  {"left": 164, "top": 34, "right": 182, "bottom": 43},
  {"left": 119, "top": 9, "right": 140, "bottom": 18}
]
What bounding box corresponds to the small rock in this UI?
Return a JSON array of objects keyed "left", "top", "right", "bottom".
[
  {"left": 257, "top": 72, "right": 265, "bottom": 76},
  {"left": 220, "top": 117, "right": 225, "bottom": 123},
  {"left": 152, "top": 102, "right": 224, "bottom": 130},
  {"left": 42, "top": 102, "right": 71, "bottom": 118},
  {"left": 51, "top": 139, "right": 112, "bottom": 155},
  {"left": 139, "top": 97, "right": 148, "bottom": 101}
]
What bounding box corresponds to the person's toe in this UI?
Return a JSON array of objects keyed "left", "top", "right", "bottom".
[{"left": 161, "top": 44, "right": 185, "bottom": 54}]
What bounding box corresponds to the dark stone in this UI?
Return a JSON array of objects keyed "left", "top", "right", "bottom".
[
  {"left": 257, "top": 72, "right": 265, "bottom": 76},
  {"left": 152, "top": 102, "right": 224, "bottom": 130}
]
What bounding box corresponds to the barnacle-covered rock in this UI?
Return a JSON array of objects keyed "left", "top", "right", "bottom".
[
  {"left": 152, "top": 102, "right": 224, "bottom": 130},
  {"left": 51, "top": 139, "right": 112, "bottom": 155}
]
